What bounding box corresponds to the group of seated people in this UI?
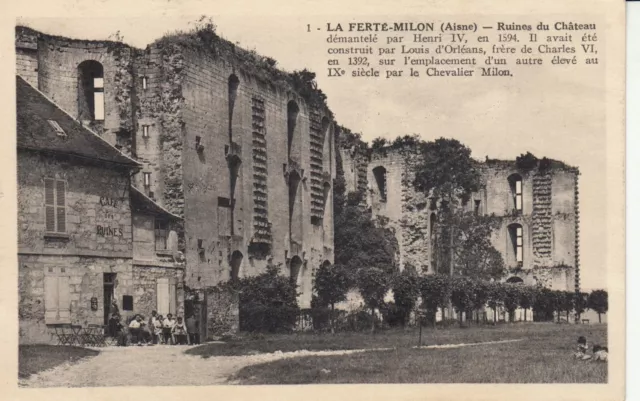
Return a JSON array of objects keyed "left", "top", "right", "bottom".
[{"left": 107, "top": 310, "right": 200, "bottom": 346}]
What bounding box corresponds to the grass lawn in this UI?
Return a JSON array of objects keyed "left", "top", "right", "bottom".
[
  {"left": 226, "top": 323, "right": 607, "bottom": 384},
  {"left": 19, "top": 345, "right": 100, "bottom": 379},
  {"left": 186, "top": 322, "right": 606, "bottom": 358}
]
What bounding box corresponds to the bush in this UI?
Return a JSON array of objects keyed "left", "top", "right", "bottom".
[
  {"left": 381, "top": 302, "right": 406, "bottom": 328},
  {"left": 236, "top": 264, "right": 300, "bottom": 333},
  {"left": 392, "top": 268, "right": 420, "bottom": 326}
]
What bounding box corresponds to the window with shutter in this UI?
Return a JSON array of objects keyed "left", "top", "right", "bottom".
[
  {"left": 157, "top": 278, "right": 170, "bottom": 315},
  {"left": 44, "top": 270, "right": 71, "bottom": 324},
  {"left": 169, "top": 278, "right": 177, "bottom": 315},
  {"left": 155, "top": 219, "right": 168, "bottom": 250},
  {"left": 45, "top": 179, "right": 66, "bottom": 233}
]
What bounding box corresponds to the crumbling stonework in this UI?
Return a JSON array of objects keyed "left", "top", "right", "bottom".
[
  {"left": 340, "top": 144, "right": 580, "bottom": 292},
  {"left": 17, "top": 25, "right": 337, "bottom": 313}
]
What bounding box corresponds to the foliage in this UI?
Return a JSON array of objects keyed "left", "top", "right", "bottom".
[
  {"left": 515, "top": 152, "right": 539, "bottom": 172},
  {"left": 486, "top": 282, "right": 506, "bottom": 321},
  {"left": 313, "top": 263, "right": 351, "bottom": 333},
  {"left": 448, "top": 212, "right": 506, "bottom": 280},
  {"left": 391, "top": 268, "right": 421, "bottom": 326},
  {"left": 413, "top": 138, "right": 482, "bottom": 206},
  {"left": 419, "top": 274, "right": 451, "bottom": 325},
  {"left": 574, "top": 292, "right": 589, "bottom": 318},
  {"left": 450, "top": 277, "right": 475, "bottom": 323},
  {"left": 518, "top": 286, "right": 536, "bottom": 321},
  {"left": 532, "top": 287, "right": 556, "bottom": 322},
  {"left": 356, "top": 267, "right": 391, "bottom": 332},
  {"left": 502, "top": 284, "right": 521, "bottom": 322},
  {"left": 334, "top": 193, "right": 399, "bottom": 276},
  {"left": 235, "top": 264, "right": 300, "bottom": 333},
  {"left": 588, "top": 290, "right": 608, "bottom": 323},
  {"left": 371, "top": 137, "right": 389, "bottom": 151}
]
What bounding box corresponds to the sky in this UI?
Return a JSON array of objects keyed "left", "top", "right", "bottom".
[{"left": 16, "top": 15, "right": 608, "bottom": 290}]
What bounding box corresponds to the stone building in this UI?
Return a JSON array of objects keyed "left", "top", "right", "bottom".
[
  {"left": 340, "top": 143, "right": 580, "bottom": 293},
  {"left": 16, "top": 24, "right": 337, "bottom": 326},
  {"left": 17, "top": 76, "right": 185, "bottom": 344}
]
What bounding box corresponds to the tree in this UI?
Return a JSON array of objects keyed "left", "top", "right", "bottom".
[
  {"left": 413, "top": 139, "right": 483, "bottom": 280},
  {"left": 450, "top": 277, "right": 475, "bottom": 326},
  {"left": 472, "top": 280, "right": 490, "bottom": 324},
  {"left": 532, "top": 287, "right": 555, "bottom": 322},
  {"left": 588, "top": 290, "right": 608, "bottom": 323},
  {"left": 503, "top": 284, "right": 521, "bottom": 322},
  {"left": 561, "top": 291, "right": 575, "bottom": 322},
  {"left": 334, "top": 190, "right": 399, "bottom": 276},
  {"left": 391, "top": 267, "right": 421, "bottom": 327},
  {"left": 450, "top": 212, "right": 506, "bottom": 280},
  {"left": 486, "top": 282, "right": 506, "bottom": 323},
  {"left": 313, "top": 263, "right": 351, "bottom": 334},
  {"left": 419, "top": 274, "right": 452, "bottom": 327},
  {"left": 235, "top": 263, "right": 299, "bottom": 333},
  {"left": 574, "top": 292, "right": 589, "bottom": 322},
  {"left": 356, "top": 267, "right": 391, "bottom": 333},
  {"left": 518, "top": 286, "right": 536, "bottom": 322}
]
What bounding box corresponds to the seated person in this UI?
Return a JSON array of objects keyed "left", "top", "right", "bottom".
[
  {"left": 162, "top": 313, "right": 175, "bottom": 345},
  {"left": 172, "top": 316, "right": 188, "bottom": 345},
  {"left": 592, "top": 345, "right": 608, "bottom": 362},
  {"left": 108, "top": 313, "right": 127, "bottom": 346},
  {"left": 128, "top": 315, "right": 142, "bottom": 345}
]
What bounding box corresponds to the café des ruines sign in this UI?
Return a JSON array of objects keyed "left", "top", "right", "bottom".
[{"left": 97, "top": 196, "right": 123, "bottom": 237}]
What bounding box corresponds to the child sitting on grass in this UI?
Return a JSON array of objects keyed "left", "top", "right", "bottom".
[
  {"left": 574, "top": 336, "right": 590, "bottom": 360},
  {"left": 592, "top": 345, "right": 608, "bottom": 362}
]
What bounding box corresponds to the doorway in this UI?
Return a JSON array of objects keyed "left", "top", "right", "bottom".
[{"left": 103, "top": 273, "right": 116, "bottom": 325}]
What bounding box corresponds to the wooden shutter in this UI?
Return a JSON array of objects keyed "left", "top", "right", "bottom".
[
  {"left": 44, "top": 275, "right": 59, "bottom": 323},
  {"left": 56, "top": 180, "right": 66, "bottom": 232},
  {"left": 168, "top": 278, "right": 177, "bottom": 315},
  {"left": 157, "top": 278, "right": 169, "bottom": 315},
  {"left": 57, "top": 276, "right": 71, "bottom": 321},
  {"left": 45, "top": 179, "right": 55, "bottom": 232}
]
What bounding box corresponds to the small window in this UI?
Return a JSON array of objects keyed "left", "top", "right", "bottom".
[
  {"left": 48, "top": 120, "right": 66, "bottom": 137},
  {"left": 197, "top": 239, "right": 204, "bottom": 251},
  {"left": 142, "top": 125, "right": 150, "bottom": 138},
  {"left": 141, "top": 76, "right": 148, "bottom": 90},
  {"left": 218, "top": 197, "right": 232, "bottom": 208},
  {"left": 508, "top": 223, "right": 524, "bottom": 266},
  {"left": 155, "top": 219, "right": 168, "bottom": 251},
  {"left": 93, "top": 78, "right": 104, "bottom": 121},
  {"left": 122, "top": 295, "right": 133, "bottom": 311},
  {"left": 508, "top": 174, "right": 523, "bottom": 212},
  {"left": 144, "top": 172, "right": 151, "bottom": 187},
  {"left": 372, "top": 166, "right": 387, "bottom": 202},
  {"left": 44, "top": 178, "right": 66, "bottom": 233},
  {"left": 474, "top": 200, "right": 481, "bottom": 215}
]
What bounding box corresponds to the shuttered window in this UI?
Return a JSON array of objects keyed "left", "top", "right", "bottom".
[
  {"left": 44, "top": 270, "right": 71, "bottom": 324},
  {"left": 45, "top": 178, "right": 66, "bottom": 233},
  {"left": 155, "top": 219, "right": 168, "bottom": 250},
  {"left": 156, "top": 277, "right": 177, "bottom": 316}
]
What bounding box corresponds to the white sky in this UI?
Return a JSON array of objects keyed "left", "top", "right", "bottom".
[{"left": 16, "top": 15, "right": 607, "bottom": 291}]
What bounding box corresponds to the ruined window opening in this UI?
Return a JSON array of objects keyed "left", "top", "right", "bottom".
[
  {"left": 228, "top": 74, "right": 240, "bottom": 142},
  {"left": 44, "top": 178, "right": 66, "bottom": 233},
  {"left": 142, "top": 125, "right": 150, "bottom": 138},
  {"left": 143, "top": 172, "right": 151, "bottom": 187},
  {"left": 230, "top": 251, "right": 243, "bottom": 281},
  {"left": 155, "top": 219, "right": 168, "bottom": 251},
  {"left": 78, "top": 60, "right": 104, "bottom": 121},
  {"left": 474, "top": 200, "right": 481, "bottom": 215},
  {"left": 506, "top": 277, "right": 524, "bottom": 284},
  {"left": 508, "top": 174, "right": 523, "bottom": 212},
  {"left": 508, "top": 223, "right": 524, "bottom": 266},
  {"left": 287, "top": 101, "right": 299, "bottom": 156},
  {"left": 142, "top": 76, "right": 148, "bottom": 90},
  {"left": 372, "top": 166, "right": 387, "bottom": 202},
  {"left": 218, "top": 197, "right": 232, "bottom": 208}
]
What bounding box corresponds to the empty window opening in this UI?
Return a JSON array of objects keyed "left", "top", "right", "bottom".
[
  {"left": 155, "top": 219, "right": 168, "bottom": 251},
  {"left": 506, "top": 276, "right": 524, "bottom": 284},
  {"left": 474, "top": 200, "right": 481, "bottom": 215},
  {"left": 142, "top": 125, "right": 150, "bottom": 138},
  {"left": 44, "top": 178, "right": 66, "bottom": 233},
  {"left": 142, "top": 76, "right": 148, "bottom": 90},
  {"left": 228, "top": 74, "right": 240, "bottom": 141},
  {"left": 287, "top": 101, "right": 299, "bottom": 156},
  {"left": 372, "top": 166, "right": 387, "bottom": 202},
  {"left": 508, "top": 223, "right": 524, "bottom": 266},
  {"left": 143, "top": 172, "right": 151, "bottom": 187},
  {"left": 48, "top": 120, "right": 66, "bottom": 137},
  {"left": 289, "top": 256, "right": 303, "bottom": 287},
  {"left": 78, "top": 60, "right": 104, "bottom": 121},
  {"left": 230, "top": 251, "right": 243, "bottom": 281},
  {"left": 508, "top": 174, "right": 523, "bottom": 212}
]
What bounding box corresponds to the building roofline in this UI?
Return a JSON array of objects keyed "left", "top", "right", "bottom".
[
  {"left": 17, "top": 75, "right": 142, "bottom": 169},
  {"left": 130, "top": 186, "right": 182, "bottom": 221}
]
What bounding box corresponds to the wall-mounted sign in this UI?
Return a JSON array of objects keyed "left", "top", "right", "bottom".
[
  {"left": 90, "top": 297, "right": 98, "bottom": 311},
  {"left": 97, "top": 225, "right": 123, "bottom": 237},
  {"left": 99, "top": 197, "right": 120, "bottom": 208}
]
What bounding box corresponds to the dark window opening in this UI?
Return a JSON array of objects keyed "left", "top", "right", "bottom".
[
  {"left": 218, "top": 197, "right": 232, "bottom": 208},
  {"left": 372, "top": 166, "right": 387, "bottom": 202},
  {"left": 508, "top": 174, "right": 523, "bottom": 212},
  {"left": 122, "top": 295, "right": 133, "bottom": 311},
  {"left": 474, "top": 200, "right": 481, "bottom": 215},
  {"left": 287, "top": 101, "right": 299, "bottom": 156},
  {"left": 77, "top": 60, "right": 104, "bottom": 121},
  {"left": 508, "top": 223, "right": 524, "bottom": 266},
  {"left": 155, "top": 219, "right": 168, "bottom": 251}
]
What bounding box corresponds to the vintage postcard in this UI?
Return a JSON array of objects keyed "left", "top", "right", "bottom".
[{"left": 0, "top": 0, "right": 626, "bottom": 400}]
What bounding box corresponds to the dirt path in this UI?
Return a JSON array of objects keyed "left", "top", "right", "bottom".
[{"left": 20, "top": 339, "right": 524, "bottom": 387}]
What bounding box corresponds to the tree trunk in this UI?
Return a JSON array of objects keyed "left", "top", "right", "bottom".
[
  {"left": 330, "top": 303, "right": 335, "bottom": 335},
  {"left": 598, "top": 312, "right": 601, "bottom": 323},
  {"left": 371, "top": 307, "right": 375, "bottom": 334},
  {"left": 493, "top": 307, "right": 497, "bottom": 323},
  {"left": 524, "top": 308, "right": 527, "bottom": 322}
]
